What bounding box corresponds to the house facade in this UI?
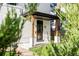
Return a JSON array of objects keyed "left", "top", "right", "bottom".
[{"left": 0, "top": 3, "right": 60, "bottom": 49}]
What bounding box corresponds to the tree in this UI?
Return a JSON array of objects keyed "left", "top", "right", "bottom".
[
  {"left": 0, "top": 8, "right": 24, "bottom": 56},
  {"left": 52, "top": 3, "right": 79, "bottom": 56},
  {"left": 24, "top": 3, "right": 39, "bottom": 19}
]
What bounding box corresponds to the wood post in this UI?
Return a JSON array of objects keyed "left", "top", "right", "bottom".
[
  {"left": 54, "top": 19, "right": 60, "bottom": 43},
  {"left": 55, "top": 19, "right": 60, "bottom": 36},
  {"left": 54, "top": 4, "right": 61, "bottom": 43},
  {"left": 31, "top": 15, "right": 35, "bottom": 46}
]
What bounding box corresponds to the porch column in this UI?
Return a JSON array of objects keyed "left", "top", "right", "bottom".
[
  {"left": 54, "top": 4, "right": 61, "bottom": 43},
  {"left": 54, "top": 19, "right": 60, "bottom": 43},
  {"left": 31, "top": 15, "right": 35, "bottom": 46}
]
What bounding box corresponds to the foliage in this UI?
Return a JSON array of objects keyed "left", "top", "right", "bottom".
[
  {"left": 24, "top": 3, "right": 38, "bottom": 19},
  {"left": 0, "top": 9, "right": 24, "bottom": 56},
  {"left": 52, "top": 3, "right": 79, "bottom": 56},
  {"left": 4, "top": 51, "right": 16, "bottom": 56},
  {"left": 31, "top": 42, "right": 79, "bottom": 56},
  {"left": 25, "top": 3, "right": 38, "bottom": 14},
  {"left": 31, "top": 43, "right": 54, "bottom": 56}
]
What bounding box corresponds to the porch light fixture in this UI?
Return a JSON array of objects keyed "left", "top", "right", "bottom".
[
  {"left": 51, "top": 20, "right": 56, "bottom": 31},
  {"left": 60, "top": 7, "right": 66, "bottom": 13}
]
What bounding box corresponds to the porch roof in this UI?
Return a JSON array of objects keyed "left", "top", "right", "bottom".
[{"left": 22, "top": 11, "right": 59, "bottom": 20}]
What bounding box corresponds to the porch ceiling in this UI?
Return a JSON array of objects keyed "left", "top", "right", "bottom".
[{"left": 22, "top": 11, "right": 59, "bottom": 20}]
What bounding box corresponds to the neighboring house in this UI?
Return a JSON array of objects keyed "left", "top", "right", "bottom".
[{"left": 0, "top": 3, "right": 60, "bottom": 50}]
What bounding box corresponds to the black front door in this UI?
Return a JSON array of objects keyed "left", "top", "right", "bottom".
[{"left": 37, "top": 20, "right": 43, "bottom": 42}]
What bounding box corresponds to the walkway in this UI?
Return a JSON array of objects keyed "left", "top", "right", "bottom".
[{"left": 16, "top": 47, "right": 33, "bottom": 56}]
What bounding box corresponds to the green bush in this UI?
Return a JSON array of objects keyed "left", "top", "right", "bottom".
[
  {"left": 31, "top": 43, "right": 54, "bottom": 56},
  {"left": 31, "top": 42, "right": 79, "bottom": 56}
]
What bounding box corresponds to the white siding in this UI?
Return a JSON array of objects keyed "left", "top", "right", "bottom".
[
  {"left": 18, "top": 20, "right": 32, "bottom": 49},
  {"left": 0, "top": 4, "right": 7, "bottom": 25},
  {"left": 0, "top": 4, "right": 24, "bottom": 25},
  {"left": 37, "top": 3, "right": 51, "bottom": 14},
  {"left": 43, "top": 20, "right": 51, "bottom": 43}
]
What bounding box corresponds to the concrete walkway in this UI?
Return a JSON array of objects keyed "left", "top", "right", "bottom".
[{"left": 16, "top": 47, "right": 33, "bottom": 56}]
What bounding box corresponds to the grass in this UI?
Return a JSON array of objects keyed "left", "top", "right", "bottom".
[
  {"left": 30, "top": 44, "right": 43, "bottom": 56},
  {"left": 4, "top": 51, "right": 16, "bottom": 56},
  {"left": 30, "top": 44, "right": 49, "bottom": 56}
]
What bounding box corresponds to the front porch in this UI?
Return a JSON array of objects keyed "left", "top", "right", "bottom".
[{"left": 23, "top": 11, "right": 60, "bottom": 46}]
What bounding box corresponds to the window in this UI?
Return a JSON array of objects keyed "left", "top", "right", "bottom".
[{"left": 51, "top": 20, "right": 56, "bottom": 31}]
